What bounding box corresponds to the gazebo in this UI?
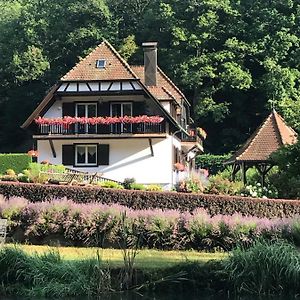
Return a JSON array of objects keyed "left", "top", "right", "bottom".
[{"left": 225, "top": 110, "right": 298, "bottom": 186}]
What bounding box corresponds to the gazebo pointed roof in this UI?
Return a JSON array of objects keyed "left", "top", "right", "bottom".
[{"left": 226, "top": 110, "right": 297, "bottom": 164}]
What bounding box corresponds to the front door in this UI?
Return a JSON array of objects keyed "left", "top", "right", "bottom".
[{"left": 110, "top": 103, "right": 132, "bottom": 133}]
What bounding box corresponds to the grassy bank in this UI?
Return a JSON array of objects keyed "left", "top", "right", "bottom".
[
  {"left": 1, "top": 241, "right": 300, "bottom": 298},
  {"left": 10, "top": 244, "right": 226, "bottom": 268}
]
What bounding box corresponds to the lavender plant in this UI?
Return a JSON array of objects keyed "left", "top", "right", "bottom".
[{"left": 0, "top": 196, "right": 297, "bottom": 250}]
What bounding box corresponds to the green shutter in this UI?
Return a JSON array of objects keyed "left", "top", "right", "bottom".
[
  {"left": 133, "top": 101, "right": 145, "bottom": 116},
  {"left": 62, "top": 145, "right": 74, "bottom": 166},
  {"left": 62, "top": 102, "right": 75, "bottom": 117},
  {"left": 98, "top": 102, "right": 110, "bottom": 133},
  {"left": 98, "top": 144, "right": 109, "bottom": 165}
]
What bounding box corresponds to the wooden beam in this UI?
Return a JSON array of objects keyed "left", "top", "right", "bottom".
[
  {"left": 49, "top": 139, "right": 56, "bottom": 158},
  {"left": 231, "top": 163, "right": 240, "bottom": 181},
  {"left": 148, "top": 138, "right": 154, "bottom": 156},
  {"left": 241, "top": 162, "right": 248, "bottom": 185}
]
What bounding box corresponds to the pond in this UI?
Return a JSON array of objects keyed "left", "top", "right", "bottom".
[{"left": 2, "top": 292, "right": 297, "bottom": 300}]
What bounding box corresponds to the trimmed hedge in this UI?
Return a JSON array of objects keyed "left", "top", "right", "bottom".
[
  {"left": 0, "top": 154, "right": 31, "bottom": 174},
  {"left": 196, "top": 154, "right": 231, "bottom": 174},
  {"left": 0, "top": 182, "right": 299, "bottom": 218}
]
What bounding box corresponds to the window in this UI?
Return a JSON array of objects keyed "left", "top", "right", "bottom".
[
  {"left": 96, "top": 59, "right": 106, "bottom": 69},
  {"left": 76, "top": 103, "right": 97, "bottom": 133},
  {"left": 110, "top": 102, "right": 133, "bottom": 133},
  {"left": 75, "top": 145, "right": 97, "bottom": 166}
]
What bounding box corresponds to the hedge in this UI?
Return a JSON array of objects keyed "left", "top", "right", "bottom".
[
  {"left": 0, "top": 182, "right": 299, "bottom": 218},
  {"left": 196, "top": 154, "right": 231, "bottom": 174},
  {"left": 0, "top": 154, "right": 31, "bottom": 174},
  {"left": 3, "top": 198, "right": 296, "bottom": 250}
]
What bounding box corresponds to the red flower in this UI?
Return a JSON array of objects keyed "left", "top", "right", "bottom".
[
  {"left": 27, "top": 150, "right": 38, "bottom": 157},
  {"left": 35, "top": 115, "right": 164, "bottom": 126}
]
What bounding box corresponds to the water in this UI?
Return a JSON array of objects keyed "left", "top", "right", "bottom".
[{"left": 1, "top": 293, "right": 296, "bottom": 300}]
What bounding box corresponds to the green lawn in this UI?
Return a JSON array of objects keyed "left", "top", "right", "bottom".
[{"left": 6, "top": 244, "right": 227, "bottom": 269}]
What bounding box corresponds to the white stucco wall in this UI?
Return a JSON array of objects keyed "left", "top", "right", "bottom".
[{"left": 37, "top": 137, "right": 176, "bottom": 186}]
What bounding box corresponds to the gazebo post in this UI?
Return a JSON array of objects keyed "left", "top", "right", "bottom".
[
  {"left": 242, "top": 162, "right": 247, "bottom": 185},
  {"left": 231, "top": 163, "right": 240, "bottom": 181}
]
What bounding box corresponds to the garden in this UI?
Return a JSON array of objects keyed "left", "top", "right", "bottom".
[{"left": 0, "top": 142, "right": 300, "bottom": 298}]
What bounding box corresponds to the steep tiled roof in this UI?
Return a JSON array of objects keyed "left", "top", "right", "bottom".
[
  {"left": 61, "top": 40, "right": 138, "bottom": 81},
  {"left": 131, "top": 66, "right": 184, "bottom": 104},
  {"left": 226, "top": 110, "right": 298, "bottom": 163}
]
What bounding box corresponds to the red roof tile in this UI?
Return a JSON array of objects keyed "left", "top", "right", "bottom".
[
  {"left": 61, "top": 41, "right": 138, "bottom": 81},
  {"left": 131, "top": 66, "right": 184, "bottom": 103},
  {"left": 227, "top": 110, "right": 298, "bottom": 163}
]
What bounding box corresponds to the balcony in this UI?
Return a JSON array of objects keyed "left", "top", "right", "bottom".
[
  {"left": 180, "top": 132, "right": 204, "bottom": 152},
  {"left": 34, "top": 121, "right": 166, "bottom": 139}
]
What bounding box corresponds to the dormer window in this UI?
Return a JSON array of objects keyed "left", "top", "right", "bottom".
[{"left": 96, "top": 59, "right": 106, "bottom": 69}]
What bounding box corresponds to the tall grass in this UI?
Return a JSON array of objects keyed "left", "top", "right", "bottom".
[
  {"left": 0, "top": 246, "right": 111, "bottom": 297},
  {"left": 223, "top": 239, "right": 300, "bottom": 295}
]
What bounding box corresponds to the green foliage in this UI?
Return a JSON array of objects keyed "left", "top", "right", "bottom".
[
  {"left": 270, "top": 141, "right": 300, "bottom": 199},
  {"left": 223, "top": 240, "right": 300, "bottom": 295},
  {"left": 27, "top": 163, "right": 66, "bottom": 184},
  {"left": 175, "top": 178, "right": 204, "bottom": 193},
  {"left": 205, "top": 175, "right": 243, "bottom": 196},
  {"left": 146, "top": 184, "right": 163, "bottom": 192},
  {"left": 123, "top": 177, "right": 136, "bottom": 189},
  {"left": 240, "top": 183, "right": 278, "bottom": 199},
  {"left": 10, "top": 45, "right": 50, "bottom": 82},
  {"left": 2, "top": 181, "right": 299, "bottom": 219},
  {"left": 196, "top": 154, "right": 231, "bottom": 175},
  {"left": 0, "top": 154, "right": 31, "bottom": 174},
  {"left": 130, "top": 183, "right": 145, "bottom": 190},
  {"left": 118, "top": 35, "right": 138, "bottom": 60},
  {"left": 98, "top": 180, "right": 124, "bottom": 189}
]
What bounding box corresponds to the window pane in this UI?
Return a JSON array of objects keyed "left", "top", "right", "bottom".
[
  {"left": 88, "top": 104, "right": 97, "bottom": 117},
  {"left": 76, "top": 146, "right": 86, "bottom": 164},
  {"left": 123, "top": 103, "right": 132, "bottom": 116},
  {"left": 111, "top": 104, "right": 121, "bottom": 116},
  {"left": 87, "top": 146, "right": 97, "bottom": 164},
  {"left": 77, "top": 105, "right": 85, "bottom": 117}
]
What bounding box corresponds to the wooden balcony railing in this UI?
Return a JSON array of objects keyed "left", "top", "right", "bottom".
[
  {"left": 37, "top": 121, "right": 166, "bottom": 135},
  {"left": 181, "top": 132, "right": 203, "bottom": 146}
]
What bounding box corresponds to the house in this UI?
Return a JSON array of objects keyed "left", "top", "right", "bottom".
[{"left": 21, "top": 41, "right": 203, "bottom": 188}]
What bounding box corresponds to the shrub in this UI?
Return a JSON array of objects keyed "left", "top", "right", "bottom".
[
  {"left": 27, "top": 163, "right": 66, "bottom": 184},
  {"left": 205, "top": 175, "right": 243, "bottom": 196},
  {"left": 17, "top": 172, "right": 30, "bottom": 183},
  {"left": 0, "top": 175, "right": 18, "bottom": 182},
  {"left": 270, "top": 141, "right": 300, "bottom": 199},
  {"left": 1, "top": 197, "right": 297, "bottom": 250},
  {"left": 123, "top": 178, "right": 136, "bottom": 189},
  {"left": 6, "top": 169, "right": 16, "bottom": 176},
  {"left": 130, "top": 183, "right": 145, "bottom": 190},
  {"left": 1, "top": 182, "right": 300, "bottom": 219},
  {"left": 240, "top": 183, "right": 278, "bottom": 199},
  {"left": 175, "top": 178, "right": 204, "bottom": 193},
  {"left": 97, "top": 180, "right": 124, "bottom": 189},
  {"left": 196, "top": 154, "right": 231, "bottom": 175},
  {"left": 145, "top": 184, "right": 163, "bottom": 192},
  {"left": 0, "top": 154, "right": 32, "bottom": 174}
]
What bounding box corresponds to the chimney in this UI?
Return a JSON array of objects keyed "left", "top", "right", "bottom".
[{"left": 142, "top": 42, "right": 158, "bottom": 86}]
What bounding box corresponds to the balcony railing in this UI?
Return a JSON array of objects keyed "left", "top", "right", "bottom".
[
  {"left": 37, "top": 121, "right": 166, "bottom": 135},
  {"left": 181, "top": 132, "right": 203, "bottom": 146}
]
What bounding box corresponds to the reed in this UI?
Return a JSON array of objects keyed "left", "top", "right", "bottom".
[{"left": 223, "top": 239, "right": 300, "bottom": 295}]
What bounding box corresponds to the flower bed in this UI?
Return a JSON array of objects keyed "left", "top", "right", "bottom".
[
  {"left": 2, "top": 197, "right": 298, "bottom": 250},
  {"left": 0, "top": 182, "right": 300, "bottom": 218}
]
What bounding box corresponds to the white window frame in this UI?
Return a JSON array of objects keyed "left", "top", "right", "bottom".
[
  {"left": 75, "top": 144, "right": 97, "bottom": 166},
  {"left": 75, "top": 103, "right": 97, "bottom": 133},
  {"left": 96, "top": 59, "right": 106, "bottom": 69},
  {"left": 110, "top": 102, "right": 133, "bottom": 133}
]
